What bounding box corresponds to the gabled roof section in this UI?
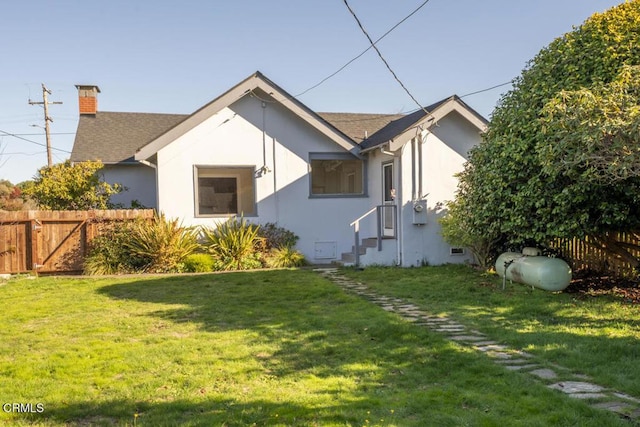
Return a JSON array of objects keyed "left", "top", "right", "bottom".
[
  {"left": 359, "top": 95, "right": 488, "bottom": 151},
  {"left": 317, "top": 112, "right": 404, "bottom": 144},
  {"left": 135, "top": 71, "right": 360, "bottom": 161},
  {"left": 71, "top": 112, "right": 188, "bottom": 163}
]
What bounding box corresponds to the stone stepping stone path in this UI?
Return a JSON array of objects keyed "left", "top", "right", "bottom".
[{"left": 314, "top": 267, "right": 640, "bottom": 422}]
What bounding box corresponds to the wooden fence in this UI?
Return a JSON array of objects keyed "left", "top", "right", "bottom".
[
  {"left": 0, "top": 210, "right": 154, "bottom": 275},
  {"left": 553, "top": 232, "right": 640, "bottom": 277}
]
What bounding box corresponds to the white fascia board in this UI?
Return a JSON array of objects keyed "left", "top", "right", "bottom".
[
  {"left": 429, "top": 99, "right": 488, "bottom": 133},
  {"left": 381, "top": 98, "right": 489, "bottom": 151},
  {"left": 135, "top": 73, "right": 359, "bottom": 161}
]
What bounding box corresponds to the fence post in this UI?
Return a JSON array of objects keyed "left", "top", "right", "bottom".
[{"left": 29, "top": 218, "right": 42, "bottom": 275}]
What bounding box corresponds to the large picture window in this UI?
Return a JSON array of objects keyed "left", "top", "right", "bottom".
[
  {"left": 195, "top": 166, "right": 256, "bottom": 216},
  {"left": 310, "top": 153, "right": 365, "bottom": 197}
]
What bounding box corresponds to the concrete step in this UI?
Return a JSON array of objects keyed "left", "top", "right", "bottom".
[
  {"left": 342, "top": 237, "right": 379, "bottom": 264},
  {"left": 341, "top": 252, "right": 356, "bottom": 263},
  {"left": 362, "top": 238, "right": 378, "bottom": 248}
]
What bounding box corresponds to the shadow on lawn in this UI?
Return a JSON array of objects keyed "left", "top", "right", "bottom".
[
  {"left": 96, "top": 270, "right": 445, "bottom": 378},
  {"left": 10, "top": 270, "right": 630, "bottom": 426},
  {"left": 65, "top": 270, "right": 480, "bottom": 425},
  {"left": 20, "top": 396, "right": 375, "bottom": 426}
]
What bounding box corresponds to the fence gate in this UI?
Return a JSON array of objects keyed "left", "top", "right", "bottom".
[{"left": 0, "top": 210, "right": 154, "bottom": 274}]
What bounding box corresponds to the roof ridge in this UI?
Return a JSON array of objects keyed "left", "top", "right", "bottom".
[{"left": 97, "top": 110, "right": 189, "bottom": 116}]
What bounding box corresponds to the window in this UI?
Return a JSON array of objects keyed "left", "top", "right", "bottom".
[
  {"left": 310, "top": 153, "right": 365, "bottom": 196},
  {"left": 450, "top": 247, "right": 466, "bottom": 256},
  {"left": 195, "top": 166, "right": 256, "bottom": 216}
]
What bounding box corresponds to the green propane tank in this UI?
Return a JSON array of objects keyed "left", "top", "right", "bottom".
[{"left": 495, "top": 249, "right": 572, "bottom": 291}]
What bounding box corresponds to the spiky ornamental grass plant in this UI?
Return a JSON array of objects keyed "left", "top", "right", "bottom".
[
  {"left": 266, "top": 246, "right": 306, "bottom": 268},
  {"left": 200, "top": 216, "right": 263, "bottom": 271},
  {"left": 124, "top": 214, "right": 200, "bottom": 273}
]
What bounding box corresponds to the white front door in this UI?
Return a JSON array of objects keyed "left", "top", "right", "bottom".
[{"left": 382, "top": 162, "right": 395, "bottom": 237}]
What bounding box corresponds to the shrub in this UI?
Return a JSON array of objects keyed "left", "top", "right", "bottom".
[
  {"left": 124, "top": 214, "right": 200, "bottom": 273},
  {"left": 266, "top": 246, "right": 306, "bottom": 268},
  {"left": 201, "top": 217, "right": 264, "bottom": 271},
  {"left": 183, "top": 253, "right": 215, "bottom": 273},
  {"left": 257, "top": 223, "right": 299, "bottom": 250},
  {"left": 83, "top": 221, "right": 144, "bottom": 275}
]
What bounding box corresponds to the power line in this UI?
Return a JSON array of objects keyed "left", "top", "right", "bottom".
[
  {"left": 460, "top": 80, "right": 512, "bottom": 98},
  {"left": 2, "top": 151, "right": 47, "bottom": 156},
  {"left": 0, "top": 129, "right": 71, "bottom": 153},
  {"left": 342, "top": 0, "right": 430, "bottom": 116},
  {"left": 9, "top": 132, "right": 75, "bottom": 136},
  {"left": 296, "top": 0, "right": 432, "bottom": 97}
]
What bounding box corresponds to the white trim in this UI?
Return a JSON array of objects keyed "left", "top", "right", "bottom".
[
  {"left": 360, "top": 97, "right": 488, "bottom": 154},
  {"left": 136, "top": 72, "right": 359, "bottom": 161},
  {"left": 194, "top": 165, "right": 256, "bottom": 217}
]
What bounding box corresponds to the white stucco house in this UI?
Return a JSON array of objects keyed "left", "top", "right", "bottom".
[{"left": 71, "top": 72, "right": 487, "bottom": 267}]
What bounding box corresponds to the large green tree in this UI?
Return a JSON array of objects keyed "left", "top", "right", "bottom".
[
  {"left": 24, "top": 160, "right": 124, "bottom": 210},
  {"left": 446, "top": 1, "right": 640, "bottom": 267}
]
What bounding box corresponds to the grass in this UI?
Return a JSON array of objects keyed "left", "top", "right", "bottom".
[
  {"left": 342, "top": 264, "right": 640, "bottom": 400},
  {"left": 0, "top": 268, "right": 633, "bottom": 426}
]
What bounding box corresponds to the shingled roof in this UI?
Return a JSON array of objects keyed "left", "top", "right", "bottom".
[
  {"left": 72, "top": 110, "right": 407, "bottom": 164},
  {"left": 71, "top": 73, "right": 487, "bottom": 164},
  {"left": 317, "top": 112, "right": 404, "bottom": 144},
  {"left": 71, "top": 111, "right": 187, "bottom": 163}
]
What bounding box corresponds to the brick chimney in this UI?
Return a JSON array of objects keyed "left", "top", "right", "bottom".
[{"left": 75, "top": 85, "right": 101, "bottom": 115}]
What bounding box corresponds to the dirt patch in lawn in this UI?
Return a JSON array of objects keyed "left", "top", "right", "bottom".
[{"left": 565, "top": 269, "right": 640, "bottom": 304}]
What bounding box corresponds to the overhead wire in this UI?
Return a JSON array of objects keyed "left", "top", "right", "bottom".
[
  {"left": 296, "top": 0, "right": 432, "bottom": 98},
  {"left": 341, "top": 0, "right": 431, "bottom": 116},
  {"left": 252, "top": 0, "right": 511, "bottom": 126},
  {"left": 0, "top": 129, "right": 72, "bottom": 153},
  {"left": 316, "top": 78, "right": 514, "bottom": 124},
  {"left": 460, "top": 80, "right": 512, "bottom": 98},
  {"left": 2, "top": 151, "right": 47, "bottom": 156}
]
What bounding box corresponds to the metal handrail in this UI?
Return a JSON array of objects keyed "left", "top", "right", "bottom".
[{"left": 350, "top": 204, "right": 397, "bottom": 267}]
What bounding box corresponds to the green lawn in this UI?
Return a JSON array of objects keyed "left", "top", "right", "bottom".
[
  {"left": 342, "top": 265, "right": 640, "bottom": 399},
  {"left": 0, "top": 268, "right": 633, "bottom": 426}
]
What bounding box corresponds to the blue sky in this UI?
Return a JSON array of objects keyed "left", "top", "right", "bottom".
[{"left": 0, "top": 0, "right": 624, "bottom": 184}]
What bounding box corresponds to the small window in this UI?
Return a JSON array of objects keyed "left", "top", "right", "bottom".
[
  {"left": 450, "top": 247, "right": 465, "bottom": 256},
  {"left": 195, "top": 166, "right": 255, "bottom": 216},
  {"left": 310, "top": 153, "right": 364, "bottom": 196}
]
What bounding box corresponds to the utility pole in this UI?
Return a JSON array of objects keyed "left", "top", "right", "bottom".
[{"left": 29, "top": 83, "right": 62, "bottom": 167}]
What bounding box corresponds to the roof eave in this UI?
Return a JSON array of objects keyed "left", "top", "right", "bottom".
[
  {"left": 359, "top": 96, "right": 488, "bottom": 153},
  {"left": 135, "top": 72, "right": 360, "bottom": 161}
]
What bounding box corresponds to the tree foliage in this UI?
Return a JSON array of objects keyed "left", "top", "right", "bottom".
[
  {"left": 540, "top": 64, "right": 640, "bottom": 184},
  {"left": 0, "top": 179, "right": 34, "bottom": 211},
  {"left": 23, "top": 160, "right": 124, "bottom": 210},
  {"left": 450, "top": 1, "right": 640, "bottom": 267}
]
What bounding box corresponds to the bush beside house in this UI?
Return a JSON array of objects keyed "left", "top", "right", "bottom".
[{"left": 83, "top": 215, "right": 305, "bottom": 275}]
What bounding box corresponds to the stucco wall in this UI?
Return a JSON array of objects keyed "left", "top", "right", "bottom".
[
  {"left": 399, "top": 111, "right": 481, "bottom": 266},
  {"left": 103, "top": 164, "right": 157, "bottom": 209},
  {"left": 154, "top": 94, "right": 371, "bottom": 263}
]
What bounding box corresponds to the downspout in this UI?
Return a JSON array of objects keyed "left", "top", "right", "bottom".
[
  {"left": 380, "top": 142, "right": 394, "bottom": 157},
  {"left": 262, "top": 102, "right": 268, "bottom": 171},
  {"left": 397, "top": 145, "right": 404, "bottom": 266},
  {"left": 410, "top": 138, "right": 416, "bottom": 200},
  {"left": 272, "top": 137, "right": 279, "bottom": 223},
  {"left": 417, "top": 130, "right": 424, "bottom": 198},
  {"left": 138, "top": 159, "right": 159, "bottom": 210}
]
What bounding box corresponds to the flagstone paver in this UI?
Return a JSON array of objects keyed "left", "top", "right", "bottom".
[
  {"left": 549, "top": 381, "right": 605, "bottom": 394},
  {"left": 504, "top": 364, "right": 540, "bottom": 371},
  {"left": 529, "top": 368, "right": 558, "bottom": 380},
  {"left": 313, "top": 267, "right": 640, "bottom": 422},
  {"left": 449, "top": 335, "right": 488, "bottom": 342}
]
